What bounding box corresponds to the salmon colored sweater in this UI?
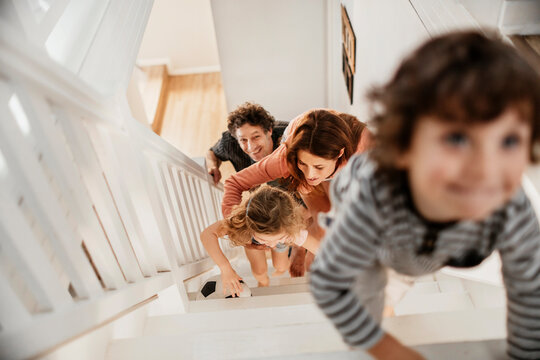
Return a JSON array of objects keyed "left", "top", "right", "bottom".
[{"left": 221, "top": 114, "right": 372, "bottom": 217}]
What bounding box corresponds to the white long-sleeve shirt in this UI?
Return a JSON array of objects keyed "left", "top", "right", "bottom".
[{"left": 310, "top": 153, "right": 540, "bottom": 359}]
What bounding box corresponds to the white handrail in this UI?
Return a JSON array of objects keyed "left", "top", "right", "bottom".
[{"left": 0, "top": 14, "right": 235, "bottom": 360}]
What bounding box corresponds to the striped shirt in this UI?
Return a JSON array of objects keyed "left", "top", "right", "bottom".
[
  {"left": 310, "top": 153, "right": 540, "bottom": 359},
  {"left": 210, "top": 121, "right": 288, "bottom": 172}
]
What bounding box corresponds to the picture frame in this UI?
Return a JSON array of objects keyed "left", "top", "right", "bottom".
[
  {"left": 341, "top": 5, "right": 356, "bottom": 74},
  {"left": 342, "top": 44, "right": 354, "bottom": 104}
]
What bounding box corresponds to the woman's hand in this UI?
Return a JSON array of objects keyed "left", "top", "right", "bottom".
[
  {"left": 220, "top": 266, "right": 244, "bottom": 297},
  {"left": 289, "top": 246, "right": 306, "bottom": 277}
]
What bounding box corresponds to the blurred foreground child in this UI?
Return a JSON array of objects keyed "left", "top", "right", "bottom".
[{"left": 311, "top": 31, "right": 540, "bottom": 360}]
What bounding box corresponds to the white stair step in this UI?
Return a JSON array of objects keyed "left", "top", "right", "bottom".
[
  {"left": 263, "top": 339, "right": 506, "bottom": 360},
  {"left": 461, "top": 279, "right": 506, "bottom": 309},
  {"left": 188, "top": 282, "right": 310, "bottom": 300},
  {"left": 226, "top": 257, "right": 309, "bottom": 282},
  {"left": 395, "top": 291, "right": 474, "bottom": 316},
  {"left": 437, "top": 278, "right": 465, "bottom": 293},
  {"left": 268, "top": 275, "right": 309, "bottom": 286},
  {"left": 414, "top": 274, "right": 436, "bottom": 282},
  {"left": 408, "top": 281, "right": 440, "bottom": 295},
  {"left": 440, "top": 253, "right": 503, "bottom": 286},
  {"left": 107, "top": 322, "right": 347, "bottom": 360},
  {"left": 384, "top": 307, "right": 506, "bottom": 346},
  {"left": 189, "top": 256, "right": 309, "bottom": 291},
  {"left": 251, "top": 283, "right": 310, "bottom": 296},
  {"left": 240, "top": 274, "right": 309, "bottom": 288},
  {"left": 408, "top": 272, "right": 465, "bottom": 294},
  {"left": 107, "top": 307, "right": 506, "bottom": 360},
  {"left": 188, "top": 292, "right": 315, "bottom": 313},
  {"left": 144, "top": 303, "right": 327, "bottom": 336}
]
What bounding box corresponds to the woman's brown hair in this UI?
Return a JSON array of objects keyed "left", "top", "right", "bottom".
[
  {"left": 221, "top": 186, "right": 305, "bottom": 247},
  {"left": 369, "top": 30, "right": 540, "bottom": 169},
  {"left": 285, "top": 109, "right": 366, "bottom": 191}
]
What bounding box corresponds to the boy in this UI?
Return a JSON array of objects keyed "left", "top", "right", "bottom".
[{"left": 311, "top": 31, "right": 540, "bottom": 360}]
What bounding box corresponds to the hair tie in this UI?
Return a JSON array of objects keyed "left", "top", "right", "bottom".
[{"left": 245, "top": 197, "right": 254, "bottom": 218}]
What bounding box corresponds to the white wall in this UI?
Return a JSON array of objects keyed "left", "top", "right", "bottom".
[
  {"left": 137, "top": 0, "right": 220, "bottom": 75},
  {"left": 328, "top": 0, "right": 429, "bottom": 123},
  {"left": 127, "top": 67, "right": 152, "bottom": 127},
  {"left": 210, "top": 0, "right": 327, "bottom": 121},
  {"left": 329, "top": 0, "right": 493, "bottom": 123},
  {"left": 459, "top": 0, "right": 503, "bottom": 28}
]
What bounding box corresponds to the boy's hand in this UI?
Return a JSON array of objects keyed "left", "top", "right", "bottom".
[
  {"left": 368, "top": 334, "right": 425, "bottom": 360},
  {"left": 220, "top": 266, "right": 243, "bottom": 297}
]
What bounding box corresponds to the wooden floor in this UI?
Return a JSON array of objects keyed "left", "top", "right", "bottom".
[
  {"left": 140, "top": 65, "right": 168, "bottom": 134},
  {"left": 156, "top": 71, "right": 236, "bottom": 182}
]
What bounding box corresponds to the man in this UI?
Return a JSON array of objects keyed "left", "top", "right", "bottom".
[{"left": 206, "top": 102, "right": 287, "bottom": 184}]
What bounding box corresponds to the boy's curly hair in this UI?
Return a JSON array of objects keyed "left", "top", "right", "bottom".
[
  {"left": 227, "top": 102, "right": 276, "bottom": 136},
  {"left": 221, "top": 186, "right": 305, "bottom": 247},
  {"left": 369, "top": 30, "right": 540, "bottom": 169}
]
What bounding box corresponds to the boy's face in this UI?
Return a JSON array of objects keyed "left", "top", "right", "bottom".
[{"left": 396, "top": 108, "right": 531, "bottom": 222}]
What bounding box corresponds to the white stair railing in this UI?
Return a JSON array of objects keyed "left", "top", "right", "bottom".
[{"left": 0, "top": 15, "right": 235, "bottom": 360}]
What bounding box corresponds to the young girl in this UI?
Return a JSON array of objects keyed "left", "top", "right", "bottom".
[
  {"left": 222, "top": 109, "right": 372, "bottom": 276},
  {"left": 201, "top": 186, "right": 318, "bottom": 297},
  {"left": 310, "top": 31, "right": 540, "bottom": 360}
]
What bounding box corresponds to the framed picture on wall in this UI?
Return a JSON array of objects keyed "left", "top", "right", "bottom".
[
  {"left": 342, "top": 45, "right": 354, "bottom": 104},
  {"left": 341, "top": 5, "right": 356, "bottom": 74}
]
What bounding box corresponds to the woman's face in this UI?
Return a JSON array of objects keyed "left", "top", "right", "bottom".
[{"left": 297, "top": 150, "right": 341, "bottom": 186}]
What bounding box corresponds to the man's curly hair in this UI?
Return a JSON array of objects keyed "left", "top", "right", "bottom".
[{"left": 227, "top": 102, "right": 276, "bottom": 136}]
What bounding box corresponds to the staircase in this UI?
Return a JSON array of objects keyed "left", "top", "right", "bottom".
[{"left": 104, "top": 256, "right": 508, "bottom": 360}]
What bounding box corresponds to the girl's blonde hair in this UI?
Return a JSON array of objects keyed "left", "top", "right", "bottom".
[{"left": 221, "top": 186, "right": 305, "bottom": 247}]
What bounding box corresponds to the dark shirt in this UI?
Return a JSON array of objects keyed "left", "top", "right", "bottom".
[{"left": 210, "top": 121, "right": 288, "bottom": 172}]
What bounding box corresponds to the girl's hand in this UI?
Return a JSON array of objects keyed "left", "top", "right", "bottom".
[{"left": 220, "top": 266, "right": 243, "bottom": 297}]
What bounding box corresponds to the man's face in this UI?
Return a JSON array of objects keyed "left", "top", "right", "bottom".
[{"left": 235, "top": 124, "right": 274, "bottom": 161}]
